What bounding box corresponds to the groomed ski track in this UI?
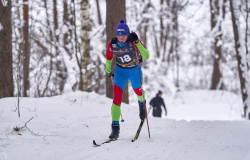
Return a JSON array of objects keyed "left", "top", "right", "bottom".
[{"left": 0, "top": 91, "right": 250, "bottom": 160}]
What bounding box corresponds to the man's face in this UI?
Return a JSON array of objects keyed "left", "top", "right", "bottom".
[
  {"left": 158, "top": 93, "right": 162, "bottom": 97},
  {"left": 117, "top": 35, "right": 128, "bottom": 43}
]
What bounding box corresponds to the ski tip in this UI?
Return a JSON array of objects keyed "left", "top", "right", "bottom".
[
  {"left": 131, "top": 140, "right": 135, "bottom": 142},
  {"left": 93, "top": 140, "right": 98, "bottom": 146}
]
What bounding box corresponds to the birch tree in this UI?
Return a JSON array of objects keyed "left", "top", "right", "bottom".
[{"left": 80, "top": 0, "right": 91, "bottom": 92}]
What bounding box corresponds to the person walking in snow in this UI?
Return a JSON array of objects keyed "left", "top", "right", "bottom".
[
  {"left": 149, "top": 90, "right": 167, "bottom": 118},
  {"left": 105, "top": 19, "right": 150, "bottom": 140}
]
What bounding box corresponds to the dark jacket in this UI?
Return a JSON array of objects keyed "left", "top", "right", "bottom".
[{"left": 149, "top": 94, "right": 167, "bottom": 117}]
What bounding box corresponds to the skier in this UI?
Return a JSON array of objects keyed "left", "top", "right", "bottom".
[
  {"left": 105, "top": 19, "right": 150, "bottom": 140},
  {"left": 149, "top": 90, "right": 167, "bottom": 118}
]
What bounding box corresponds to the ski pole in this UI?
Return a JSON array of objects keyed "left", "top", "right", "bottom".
[
  {"left": 120, "top": 113, "right": 124, "bottom": 122},
  {"left": 132, "top": 42, "right": 150, "bottom": 138},
  {"left": 110, "top": 76, "right": 125, "bottom": 122}
]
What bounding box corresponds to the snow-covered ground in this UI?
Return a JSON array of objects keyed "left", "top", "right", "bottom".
[{"left": 1, "top": 90, "right": 250, "bottom": 160}]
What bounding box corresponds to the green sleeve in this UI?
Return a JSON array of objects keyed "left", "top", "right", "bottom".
[
  {"left": 105, "top": 59, "right": 112, "bottom": 74},
  {"left": 135, "top": 41, "right": 150, "bottom": 60}
]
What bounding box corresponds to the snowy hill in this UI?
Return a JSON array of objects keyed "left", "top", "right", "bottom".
[{"left": 1, "top": 91, "right": 250, "bottom": 160}]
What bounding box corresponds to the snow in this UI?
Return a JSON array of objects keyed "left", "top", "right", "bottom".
[
  {"left": 5, "top": 0, "right": 250, "bottom": 159},
  {"left": 167, "top": 90, "right": 243, "bottom": 121},
  {"left": 1, "top": 90, "right": 250, "bottom": 160},
  {"left": 1, "top": 0, "right": 8, "bottom": 7}
]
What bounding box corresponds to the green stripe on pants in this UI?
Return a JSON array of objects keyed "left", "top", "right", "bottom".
[
  {"left": 111, "top": 103, "right": 121, "bottom": 121},
  {"left": 137, "top": 91, "right": 145, "bottom": 103}
]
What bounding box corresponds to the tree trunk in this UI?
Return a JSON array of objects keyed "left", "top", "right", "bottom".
[
  {"left": 95, "top": 0, "right": 102, "bottom": 25},
  {"left": 162, "top": 1, "right": 170, "bottom": 62},
  {"left": 54, "top": 0, "right": 67, "bottom": 93},
  {"left": 172, "top": 0, "right": 180, "bottom": 88},
  {"left": 94, "top": 57, "right": 102, "bottom": 93},
  {"left": 140, "top": 3, "right": 151, "bottom": 49},
  {"left": 80, "top": 0, "right": 91, "bottom": 92},
  {"left": 71, "top": 0, "right": 83, "bottom": 91},
  {"left": 63, "top": 0, "right": 69, "bottom": 52},
  {"left": 210, "top": 0, "right": 225, "bottom": 90},
  {"left": 0, "top": 0, "right": 14, "bottom": 98},
  {"left": 106, "top": 0, "right": 129, "bottom": 104},
  {"left": 245, "top": 0, "right": 249, "bottom": 70},
  {"left": 63, "top": 0, "right": 73, "bottom": 59},
  {"left": 167, "top": 1, "right": 178, "bottom": 64},
  {"left": 15, "top": 0, "right": 23, "bottom": 101},
  {"left": 23, "top": 0, "right": 30, "bottom": 97},
  {"left": 160, "top": 0, "right": 164, "bottom": 46},
  {"left": 53, "top": 0, "right": 59, "bottom": 43},
  {"left": 229, "top": 0, "right": 250, "bottom": 118},
  {"left": 42, "top": 0, "right": 54, "bottom": 97}
]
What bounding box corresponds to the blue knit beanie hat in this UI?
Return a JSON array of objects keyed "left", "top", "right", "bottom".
[{"left": 116, "top": 19, "right": 129, "bottom": 36}]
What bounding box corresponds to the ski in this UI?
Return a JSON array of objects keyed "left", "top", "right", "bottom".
[
  {"left": 94, "top": 120, "right": 146, "bottom": 145},
  {"left": 94, "top": 105, "right": 151, "bottom": 145},
  {"left": 93, "top": 139, "right": 116, "bottom": 147},
  {"left": 131, "top": 120, "right": 144, "bottom": 142},
  {"left": 131, "top": 106, "right": 152, "bottom": 142}
]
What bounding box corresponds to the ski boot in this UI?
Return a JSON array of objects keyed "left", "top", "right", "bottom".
[
  {"left": 109, "top": 124, "right": 120, "bottom": 140},
  {"left": 138, "top": 101, "right": 146, "bottom": 120}
]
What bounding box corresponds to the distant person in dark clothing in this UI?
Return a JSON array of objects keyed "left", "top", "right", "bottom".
[{"left": 149, "top": 90, "right": 167, "bottom": 118}]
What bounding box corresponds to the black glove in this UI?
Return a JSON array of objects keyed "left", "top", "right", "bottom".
[
  {"left": 130, "top": 32, "right": 139, "bottom": 43},
  {"left": 107, "top": 72, "right": 114, "bottom": 77}
]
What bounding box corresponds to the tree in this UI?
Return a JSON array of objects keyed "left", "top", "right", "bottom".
[
  {"left": 170, "top": 0, "right": 180, "bottom": 89},
  {"left": 95, "top": 0, "right": 102, "bottom": 25},
  {"left": 23, "top": 0, "right": 30, "bottom": 96},
  {"left": 229, "top": 0, "right": 250, "bottom": 118},
  {"left": 42, "top": 0, "right": 54, "bottom": 96},
  {"left": 244, "top": 0, "right": 249, "bottom": 70},
  {"left": 54, "top": 0, "right": 67, "bottom": 94},
  {"left": 80, "top": 0, "right": 91, "bottom": 92},
  {"left": 210, "top": 0, "right": 226, "bottom": 90},
  {"left": 63, "top": 0, "right": 72, "bottom": 57},
  {"left": 106, "top": 0, "right": 129, "bottom": 103},
  {"left": 0, "top": 0, "right": 14, "bottom": 98}
]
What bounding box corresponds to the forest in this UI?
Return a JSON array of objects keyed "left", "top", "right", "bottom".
[{"left": 0, "top": 0, "right": 250, "bottom": 118}]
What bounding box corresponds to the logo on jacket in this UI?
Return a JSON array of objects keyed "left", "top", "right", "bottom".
[
  {"left": 129, "top": 42, "right": 133, "bottom": 47},
  {"left": 112, "top": 44, "right": 117, "bottom": 48}
]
